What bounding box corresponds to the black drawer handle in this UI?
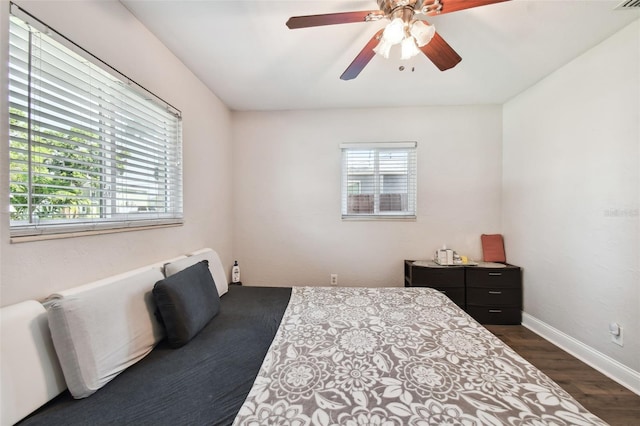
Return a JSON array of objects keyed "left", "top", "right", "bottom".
[
  {"left": 489, "top": 272, "right": 503, "bottom": 276},
  {"left": 489, "top": 309, "right": 503, "bottom": 313},
  {"left": 488, "top": 291, "right": 503, "bottom": 295}
]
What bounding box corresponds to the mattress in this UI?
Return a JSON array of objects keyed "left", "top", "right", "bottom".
[{"left": 19, "top": 285, "right": 606, "bottom": 426}]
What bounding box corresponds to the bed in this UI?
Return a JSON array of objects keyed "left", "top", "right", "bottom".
[{"left": 19, "top": 285, "right": 606, "bottom": 425}]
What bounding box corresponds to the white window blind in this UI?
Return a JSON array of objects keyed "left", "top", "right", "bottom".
[
  {"left": 341, "top": 142, "right": 417, "bottom": 219},
  {"left": 8, "top": 7, "right": 183, "bottom": 238}
]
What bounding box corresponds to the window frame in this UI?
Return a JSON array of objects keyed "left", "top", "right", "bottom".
[
  {"left": 8, "top": 4, "right": 183, "bottom": 241},
  {"left": 340, "top": 142, "right": 417, "bottom": 220}
]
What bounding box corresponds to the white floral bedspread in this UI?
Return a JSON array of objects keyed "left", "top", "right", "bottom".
[{"left": 233, "top": 287, "right": 606, "bottom": 426}]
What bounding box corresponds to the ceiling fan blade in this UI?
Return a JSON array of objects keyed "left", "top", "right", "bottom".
[
  {"left": 340, "top": 29, "right": 384, "bottom": 81},
  {"left": 426, "top": 0, "right": 510, "bottom": 16},
  {"left": 419, "top": 31, "right": 462, "bottom": 71},
  {"left": 286, "top": 11, "right": 384, "bottom": 29}
]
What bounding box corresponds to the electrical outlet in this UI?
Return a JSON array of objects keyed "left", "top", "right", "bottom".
[
  {"left": 330, "top": 274, "right": 338, "bottom": 286},
  {"left": 611, "top": 326, "right": 624, "bottom": 347}
]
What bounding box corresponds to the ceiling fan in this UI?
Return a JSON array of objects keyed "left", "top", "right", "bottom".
[{"left": 286, "top": 0, "right": 510, "bottom": 80}]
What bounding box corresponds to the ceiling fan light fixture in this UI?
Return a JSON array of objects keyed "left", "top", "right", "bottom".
[
  {"left": 410, "top": 20, "right": 435, "bottom": 47},
  {"left": 373, "top": 37, "right": 394, "bottom": 59},
  {"left": 400, "top": 36, "right": 420, "bottom": 60},
  {"left": 382, "top": 17, "right": 405, "bottom": 45}
]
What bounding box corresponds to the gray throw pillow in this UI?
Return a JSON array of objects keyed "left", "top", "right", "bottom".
[{"left": 153, "top": 260, "right": 220, "bottom": 348}]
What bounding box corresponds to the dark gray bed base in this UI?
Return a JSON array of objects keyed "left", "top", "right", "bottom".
[{"left": 19, "top": 286, "right": 292, "bottom": 426}]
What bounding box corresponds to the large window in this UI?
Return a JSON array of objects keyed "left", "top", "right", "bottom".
[
  {"left": 8, "top": 6, "right": 183, "bottom": 239},
  {"left": 341, "top": 142, "right": 417, "bottom": 219}
]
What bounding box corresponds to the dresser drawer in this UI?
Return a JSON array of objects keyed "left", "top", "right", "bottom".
[
  {"left": 466, "top": 287, "right": 521, "bottom": 306},
  {"left": 410, "top": 266, "right": 465, "bottom": 288},
  {"left": 466, "top": 306, "right": 521, "bottom": 325},
  {"left": 466, "top": 267, "right": 520, "bottom": 288},
  {"left": 430, "top": 287, "right": 465, "bottom": 309}
]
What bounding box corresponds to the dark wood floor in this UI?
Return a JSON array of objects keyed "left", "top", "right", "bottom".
[{"left": 485, "top": 325, "right": 640, "bottom": 426}]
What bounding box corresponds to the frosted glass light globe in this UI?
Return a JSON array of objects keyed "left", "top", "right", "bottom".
[{"left": 410, "top": 20, "right": 436, "bottom": 47}]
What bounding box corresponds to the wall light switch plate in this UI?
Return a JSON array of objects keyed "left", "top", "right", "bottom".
[{"left": 611, "top": 326, "right": 624, "bottom": 347}]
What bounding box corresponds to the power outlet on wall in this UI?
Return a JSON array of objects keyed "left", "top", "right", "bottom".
[{"left": 330, "top": 274, "right": 338, "bottom": 286}]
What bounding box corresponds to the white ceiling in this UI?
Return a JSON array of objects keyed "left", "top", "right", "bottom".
[{"left": 120, "top": 0, "right": 639, "bottom": 111}]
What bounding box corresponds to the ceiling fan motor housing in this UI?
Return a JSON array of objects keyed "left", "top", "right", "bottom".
[{"left": 376, "top": 0, "right": 442, "bottom": 18}]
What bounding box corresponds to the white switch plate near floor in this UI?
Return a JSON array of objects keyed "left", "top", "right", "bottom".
[{"left": 611, "top": 326, "right": 624, "bottom": 347}]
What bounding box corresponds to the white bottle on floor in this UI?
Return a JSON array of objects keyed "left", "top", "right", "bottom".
[{"left": 231, "top": 260, "right": 240, "bottom": 283}]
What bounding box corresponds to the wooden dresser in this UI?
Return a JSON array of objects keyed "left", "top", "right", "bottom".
[{"left": 404, "top": 260, "right": 522, "bottom": 325}]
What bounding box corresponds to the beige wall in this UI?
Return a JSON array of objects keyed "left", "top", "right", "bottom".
[
  {"left": 0, "top": 0, "right": 233, "bottom": 306},
  {"left": 232, "top": 106, "right": 503, "bottom": 287},
  {"left": 502, "top": 20, "right": 639, "bottom": 374}
]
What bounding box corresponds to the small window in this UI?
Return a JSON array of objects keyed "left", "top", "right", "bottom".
[
  {"left": 8, "top": 6, "right": 183, "bottom": 239},
  {"left": 341, "top": 142, "right": 417, "bottom": 219}
]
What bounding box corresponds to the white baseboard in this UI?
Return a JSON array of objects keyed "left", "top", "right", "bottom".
[{"left": 522, "top": 312, "right": 640, "bottom": 396}]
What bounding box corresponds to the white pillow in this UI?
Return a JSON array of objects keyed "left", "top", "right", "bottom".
[
  {"left": 164, "top": 248, "right": 228, "bottom": 296},
  {"left": 1, "top": 301, "right": 66, "bottom": 425},
  {"left": 46, "top": 266, "right": 165, "bottom": 399}
]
